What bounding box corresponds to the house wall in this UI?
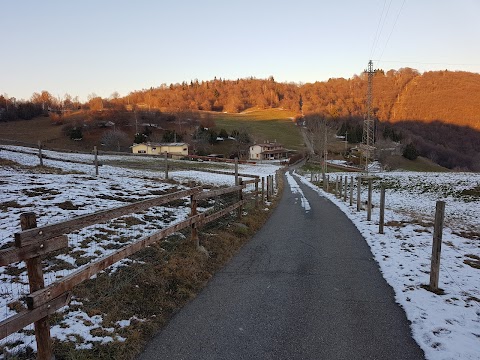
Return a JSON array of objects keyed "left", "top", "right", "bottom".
[
  {"left": 162, "top": 145, "right": 188, "bottom": 155},
  {"left": 132, "top": 144, "right": 189, "bottom": 156},
  {"left": 132, "top": 144, "right": 149, "bottom": 154},
  {"left": 249, "top": 145, "right": 263, "bottom": 160}
]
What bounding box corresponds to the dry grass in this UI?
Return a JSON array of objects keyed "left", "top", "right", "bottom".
[{"left": 48, "top": 178, "right": 284, "bottom": 360}]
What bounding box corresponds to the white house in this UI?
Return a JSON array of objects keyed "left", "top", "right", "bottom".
[
  {"left": 249, "top": 142, "right": 288, "bottom": 160},
  {"left": 131, "top": 142, "right": 189, "bottom": 159}
]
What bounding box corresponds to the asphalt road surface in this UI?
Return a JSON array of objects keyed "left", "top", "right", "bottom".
[{"left": 138, "top": 171, "right": 425, "bottom": 360}]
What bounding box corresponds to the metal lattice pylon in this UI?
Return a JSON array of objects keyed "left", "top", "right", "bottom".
[{"left": 362, "top": 60, "right": 375, "bottom": 171}]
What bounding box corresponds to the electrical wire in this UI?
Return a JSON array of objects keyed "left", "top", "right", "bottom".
[
  {"left": 370, "top": 0, "right": 389, "bottom": 59},
  {"left": 372, "top": 60, "right": 480, "bottom": 67},
  {"left": 378, "top": 0, "right": 407, "bottom": 66}
]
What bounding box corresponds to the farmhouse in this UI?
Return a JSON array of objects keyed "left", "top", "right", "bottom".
[
  {"left": 131, "top": 142, "right": 189, "bottom": 158},
  {"left": 249, "top": 142, "right": 288, "bottom": 160}
]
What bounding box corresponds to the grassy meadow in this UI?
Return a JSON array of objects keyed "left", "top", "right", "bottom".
[
  {"left": 0, "top": 108, "right": 305, "bottom": 155},
  {"left": 205, "top": 109, "right": 304, "bottom": 151}
]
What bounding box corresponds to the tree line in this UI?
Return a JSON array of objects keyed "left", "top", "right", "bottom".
[{"left": 2, "top": 69, "right": 479, "bottom": 130}]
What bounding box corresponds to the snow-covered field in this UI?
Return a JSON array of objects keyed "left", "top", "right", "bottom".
[
  {"left": 1, "top": 145, "right": 478, "bottom": 359},
  {"left": 0, "top": 146, "right": 280, "bottom": 354},
  {"left": 294, "top": 171, "right": 480, "bottom": 360}
]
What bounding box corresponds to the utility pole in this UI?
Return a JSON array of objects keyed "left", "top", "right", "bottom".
[{"left": 362, "top": 60, "right": 375, "bottom": 173}]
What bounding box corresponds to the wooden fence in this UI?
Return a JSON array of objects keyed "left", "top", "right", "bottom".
[
  {"left": 313, "top": 173, "right": 447, "bottom": 295},
  {"left": 0, "top": 178, "right": 266, "bottom": 359},
  {"left": 0, "top": 144, "right": 262, "bottom": 182}
]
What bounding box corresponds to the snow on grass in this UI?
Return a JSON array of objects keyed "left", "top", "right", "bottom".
[
  {"left": 294, "top": 171, "right": 480, "bottom": 360},
  {"left": 0, "top": 146, "right": 281, "bottom": 353}
]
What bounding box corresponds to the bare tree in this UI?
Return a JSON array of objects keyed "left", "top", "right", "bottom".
[
  {"left": 304, "top": 114, "right": 336, "bottom": 172},
  {"left": 101, "top": 130, "right": 130, "bottom": 152}
]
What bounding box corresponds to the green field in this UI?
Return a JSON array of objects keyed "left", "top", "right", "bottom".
[
  {"left": 206, "top": 109, "right": 304, "bottom": 151},
  {"left": 386, "top": 155, "right": 449, "bottom": 172}
]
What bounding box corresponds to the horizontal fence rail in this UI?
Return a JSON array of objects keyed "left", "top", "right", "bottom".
[
  {"left": 0, "top": 177, "right": 272, "bottom": 359},
  {"left": 13, "top": 187, "right": 202, "bottom": 247}
]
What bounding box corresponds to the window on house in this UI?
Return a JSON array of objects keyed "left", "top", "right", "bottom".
[
  {"left": 152, "top": 147, "right": 156, "bottom": 151},
  {"left": 138, "top": 150, "right": 146, "bottom": 154}
]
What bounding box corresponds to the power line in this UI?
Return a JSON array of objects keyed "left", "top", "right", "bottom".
[
  {"left": 372, "top": 60, "right": 480, "bottom": 67},
  {"left": 378, "top": 0, "right": 406, "bottom": 66},
  {"left": 370, "top": 0, "right": 389, "bottom": 59}
]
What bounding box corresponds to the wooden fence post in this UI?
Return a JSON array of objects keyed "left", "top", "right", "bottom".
[
  {"left": 255, "top": 178, "right": 259, "bottom": 208},
  {"left": 261, "top": 177, "right": 265, "bottom": 203},
  {"left": 349, "top": 176, "right": 353, "bottom": 206},
  {"left": 367, "top": 179, "right": 372, "bottom": 221},
  {"left": 429, "top": 201, "right": 445, "bottom": 292},
  {"left": 339, "top": 176, "right": 343, "bottom": 198},
  {"left": 344, "top": 176, "right": 347, "bottom": 202},
  {"left": 238, "top": 178, "right": 243, "bottom": 219},
  {"left": 38, "top": 141, "right": 43, "bottom": 167},
  {"left": 266, "top": 176, "right": 270, "bottom": 201},
  {"left": 326, "top": 175, "right": 330, "bottom": 192},
  {"left": 164, "top": 152, "right": 169, "bottom": 179},
  {"left": 94, "top": 146, "right": 99, "bottom": 176},
  {"left": 357, "top": 176, "right": 361, "bottom": 211},
  {"left": 234, "top": 157, "right": 239, "bottom": 186},
  {"left": 20, "top": 213, "right": 52, "bottom": 360},
  {"left": 322, "top": 173, "right": 326, "bottom": 191},
  {"left": 379, "top": 185, "right": 385, "bottom": 234},
  {"left": 335, "top": 177, "right": 339, "bottom": 197},
  {"left": 190, "top": 195, "right": 199, "bottom": 247}
]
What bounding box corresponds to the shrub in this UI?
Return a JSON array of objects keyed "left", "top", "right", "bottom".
[{"left": 403, "top": 142, "right": 418, "bottom": 160}]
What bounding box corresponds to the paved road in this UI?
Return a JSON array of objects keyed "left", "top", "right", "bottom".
[{"left": 138, "top": 172, "right": 425, "bottom": 360}]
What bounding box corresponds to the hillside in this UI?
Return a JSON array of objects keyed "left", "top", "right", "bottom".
[
  {"left": 118, "top": 69, "right": 480, "bottom": 130},
  {"left": 4, "top": 69, "right": 479, "bottom": 130},
  {"left": 391, "top": 71, "right": 480, "bottom": 128}
]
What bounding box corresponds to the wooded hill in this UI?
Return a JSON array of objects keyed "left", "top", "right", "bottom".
[
  {"left": 2, "top": 69, "right": 479, "bottom": 130},
  {"left": 124, "top": 69, "right": 480, "bottom": 130}
]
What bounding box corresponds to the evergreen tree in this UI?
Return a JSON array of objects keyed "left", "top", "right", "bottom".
[
  {"left": 403, "top": 142, "right": 418, "bottom": 160},
  {"left": 134, "top": 133, "right": 147, "bottom": 144},
  {"left": 70, "top": 127, "right": 83, "bottom": 140}
]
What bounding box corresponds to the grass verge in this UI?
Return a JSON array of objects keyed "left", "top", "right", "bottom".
[{"left": 47, "top": 177, "right": 284, "bottom": 359}]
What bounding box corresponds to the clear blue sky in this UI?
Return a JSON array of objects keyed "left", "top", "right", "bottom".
[{"left": 1, "top": 0, "right": 479, "bottom": 102}]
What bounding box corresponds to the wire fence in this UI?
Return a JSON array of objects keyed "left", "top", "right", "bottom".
[{"left": 304, "top": 170, "right": 480, "bottom": 309}]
